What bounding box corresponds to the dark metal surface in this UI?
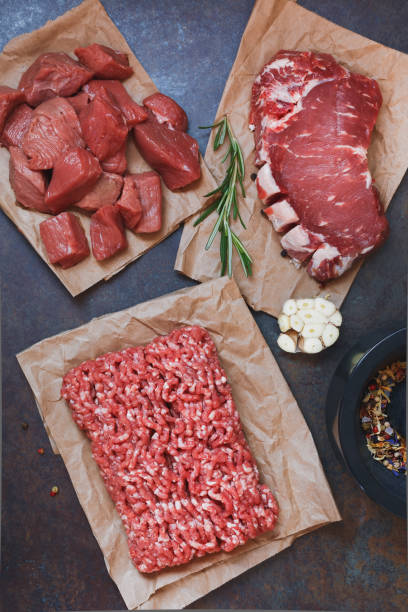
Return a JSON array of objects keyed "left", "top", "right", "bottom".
[{"left": 1, "top": 1, "right": 407, "bottom": 611}]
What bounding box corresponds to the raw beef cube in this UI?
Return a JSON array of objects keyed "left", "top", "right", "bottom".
[
  {"left": 9, "top": 146, "right": 48, "bottom": 212},
  {"left": 79, "top": 94, "right": 128, "bottom": 161},
  {"left": 101, "top": 143, "right": 127, "bottom": 175},
  {"left": 143, "top": 92, "right": 188, "bottom": 131},
  {"left": 116, "top": 175, "right": 142, "bottom": 229},
  {"left": 83, "top": 80, "right": 147, "bottom": 127},
  {"left": 18, "top": 52, "right": 94, "bottom": 106},
  {"left": 61, "top": 326, "right": 279, "bottom": 573},
  {"left": 0, "top": 86, "right": 26, "bottom": 133},
  {"left": 45, "top": 147, "right": 101, "bottom": 213},
  {"left": 90, "top": 204, "right": 127, "bottom": 260},
  {"left": 75, "top": 172, "right": 123, "bottom": 212},
  {"left": 23, "top": 97, "right": 84, "bottom": 170},
  {"left": 1, "top": 104, "right": 32, "bottom": 148},
  {"left": 68, "top": 92, "right": 90, "bottom": 115},
  {"left": 132, "top": 171, "right": 162, "bottom": 233},
  {"left": 74, "top": 44, "right": 133, "bottom": 80},
  {"left": 263, "top": 199, "right": 299, "bottom": 233},
  {"left": 40, "top": 211, "right": 89, "bottom": 268},
  {"left": 133, "top": 110, "right": 200, "bottom": 190}
]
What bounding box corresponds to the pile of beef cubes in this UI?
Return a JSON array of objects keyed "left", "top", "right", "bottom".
[{"left": 0, "top": 43, "right": 201, "bottom": 268}]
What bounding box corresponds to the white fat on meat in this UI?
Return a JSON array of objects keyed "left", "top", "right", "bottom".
[
  {"left": 263, "top": 199, "right": 299, "bottom": 232},
  {"left": 280, "top": 224, "right": 323, "bottom": 262},
  {"left": 308, "top": 243, "right": 355, "bottom": 277},
  {"left": 256, "top": 163, "right": 281, "bottom": 202}
]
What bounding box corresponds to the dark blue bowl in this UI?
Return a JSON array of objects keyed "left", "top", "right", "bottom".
[{"left": 326, "top": 325, "right": 406, "bottom": 517}]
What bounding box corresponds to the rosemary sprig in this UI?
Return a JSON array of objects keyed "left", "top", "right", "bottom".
[{"left": 194, "top": 116, "right": 252, "bottom": 278}]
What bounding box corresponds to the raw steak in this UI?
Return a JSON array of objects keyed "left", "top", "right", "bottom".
[
  {"left": 18, "top": 52, "right": 94, "bottom": 106},
  {"left": 40, "top": 211, "right": 89, "bottom": 268},
  {"left": 61, "top": 326, "right": 279, "bottom": 573},
  {"left": 250, "top": 50, "right": 389, "bottom": 282},
  {"left": 1, "top": 104, "right": 33, "bottom": 148},
  {"left": 74, "top": 44, "right": 133, "bottom": 80},
  {"left": 23, "top": 97, "right": 84, "bottom": 170},
  {"left": 9, "top": 146, "right": 47, "bottom": 212}
]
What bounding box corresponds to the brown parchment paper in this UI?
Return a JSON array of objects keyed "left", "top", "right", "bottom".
[
  {"left": 0, "top": 0, "right": 216, "bottom": 296},
  {"left": 175, "top": 0, "right": 408, "bottom": 317},
  {"left": 17, "top": 276, "right": 341, "bottom": 610}
]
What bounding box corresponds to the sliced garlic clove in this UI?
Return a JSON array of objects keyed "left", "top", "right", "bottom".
[
  {"left": 298, "top": 309, "right": 327, "bottom": 325},
  {"left": 299, "top": 337, "right": 323, "bottom": 353},
  {"left": 277, "top": 331, "right": 297, "bottom": 353},
  {"left": 322, "top": 323, "right": 340, "bottom": 347},
  {"left": 278, "top": 313, "right": 290, "bottom": 332},
  {"left": 328, "top": 310, "right": 342, "bottom": 327},
  {"left": 282, "top": 299, "right": 298, "bottom": 316},
  {"left": 301, "top": 323, "right": 325, "bottom": 339},
  {"left": 296, "top": 298, "right": 315, "bottom": 310},
  {"left": 290, "top": 314, "right": 304, "bottom": 332},
  {"left": 314, "top": 297, "right": 336, "bottom": 317}
]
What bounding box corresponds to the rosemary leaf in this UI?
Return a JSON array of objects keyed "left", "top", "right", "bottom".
[{"left": 195, "top": 116, "right": 252, "bottom": 277}]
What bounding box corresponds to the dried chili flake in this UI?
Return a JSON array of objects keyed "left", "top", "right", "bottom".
[
  {"left": 359, "top": 360, "right": 406, "bottom": 477},
  {"left": 50, "top": 486, "right": 59, "bottom": 497},
  {"left": 37, "top": 447, "right": 45, "bottom": 455}
]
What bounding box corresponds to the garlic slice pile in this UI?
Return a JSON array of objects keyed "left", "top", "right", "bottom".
[{"left": 277, "top": 297, "right": 342, "bottom": 354}]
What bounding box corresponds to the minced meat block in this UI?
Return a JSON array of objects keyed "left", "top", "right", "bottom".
[
  {"left": 45, "top": 147, "right": 101, "bottom": 213},
  {"left": 40, "top": 211, "right": 89, "bottom": 268},
  {"left": 90, "top": 204, "right": 127, "bottom": 260},
  {"left": 74, "top": 44, "right": 133, "bottom": 80},
  {"left": 18, "top": 52, "right": 94, "bottom": 106},
  {"left": 1, "top": 104, "right": 33, "bottom": 148},
  {"left": 61, "top": 326, "right": 279, "bottom": 574}
]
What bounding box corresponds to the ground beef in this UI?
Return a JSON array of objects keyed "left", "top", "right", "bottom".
[{"left": 61, "top": 326, "right": 279, "bottom": 573}]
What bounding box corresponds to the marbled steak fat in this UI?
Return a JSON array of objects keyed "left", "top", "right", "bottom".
[{"left": 61, "top": 326, "right": 279, "bottom": 573}]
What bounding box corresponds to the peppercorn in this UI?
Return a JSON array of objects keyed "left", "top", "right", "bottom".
[
  {"left": 280, "top": 249, "right": 288, "bottom": 257},
  {"left": 250, "top": 173, "right": 257, "bottom": 181},
  {"left": 21, "top": 422, "right": 29, "bottom": 430}
]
